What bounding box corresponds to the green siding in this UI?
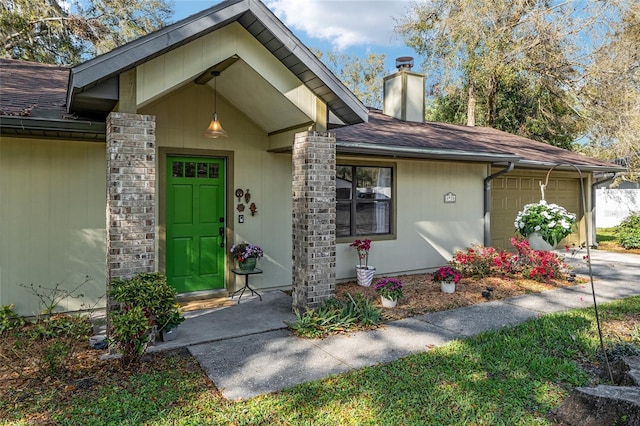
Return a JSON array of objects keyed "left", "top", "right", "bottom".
[{"left": 0, "top": 138, "right": 106, "bottom": 316}]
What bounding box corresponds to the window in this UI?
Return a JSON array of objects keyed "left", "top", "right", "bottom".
[{"left": 336, "top": 164, "right": 393, "bottom": 237}]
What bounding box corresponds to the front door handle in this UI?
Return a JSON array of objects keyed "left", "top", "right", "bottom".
[{"left": 219, "top": 226, "right": 225, "bottom": 247}]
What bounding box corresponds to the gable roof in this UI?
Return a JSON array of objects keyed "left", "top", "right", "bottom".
[
  {"left": 68, "top": 0, "right": 367, "bottom": 125},
  {"left": 333, "top": 110, "right": 623, "bottom": 172}
]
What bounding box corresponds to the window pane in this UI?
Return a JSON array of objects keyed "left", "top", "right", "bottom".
[
  {"left": 172, "top": 161, "right": 184, "bottom": 177},
  {"left": 336, "top": 201, "right": 351, "bottom": 237},
  {"left": 356, "top": 201, "right": 390, "bottom": 235},
  {"left": 209, "top": 163, "right": 219, "bottom": 178},
  {"left": 356, "top": 167, "right": 391, "bottom": 201},
  {"left": 197, "top": 162, "right": 208, "bottom": 178},
  {"left": 336, "top": 166, "right": 353, "bottom": 200},
  {"left": 185, "top": 162, "right": 196, "bottom": 177}
]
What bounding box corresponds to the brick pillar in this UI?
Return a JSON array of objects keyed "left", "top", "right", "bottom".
[
  {"left": 291, "top": 131, "right": 336, "bottom": 311},
  {"left": 106, "top": 112, "right": 156, "bottom": 289}
]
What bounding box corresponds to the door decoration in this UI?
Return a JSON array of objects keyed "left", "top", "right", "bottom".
[{"left": 235, "top": 188, "right": 257, "bottom": 217}]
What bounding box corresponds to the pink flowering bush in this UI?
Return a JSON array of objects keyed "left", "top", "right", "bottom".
[
  {"left": 510, "top": 237, "right": 567, "bottom": 282},
  {"left": 451, "top": 245, "right": 515, "bottom": 278},
  {"left": 450, "top": 239, "right": 568, "bottom": 283}
]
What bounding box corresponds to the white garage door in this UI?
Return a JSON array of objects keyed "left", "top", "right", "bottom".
[{"left": 491, "top": 171, "right": 582, "bottom": 250}]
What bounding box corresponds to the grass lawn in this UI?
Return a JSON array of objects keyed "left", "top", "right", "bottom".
[
  {"left": 2, "top": 296, "right": 639, "bottom": 425},
  {"left": 596, "top": 227, "right": 640, "bottom": 254}
]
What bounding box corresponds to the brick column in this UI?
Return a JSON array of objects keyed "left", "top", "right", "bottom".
[
  {"left": 106, "top": 112, "right": 156, "bottom": 289},
  {"left": 291, "top": 131, "right": 336, "bottom": 311}
]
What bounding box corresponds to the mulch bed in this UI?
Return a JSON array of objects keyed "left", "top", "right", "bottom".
[{"left": 336, "top": 272, "right": 581, "bottom": 321}]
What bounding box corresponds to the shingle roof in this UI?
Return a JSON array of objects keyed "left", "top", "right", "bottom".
[
  {"left": 0, "top": 58, "right": 69, "bottom": 117},
  {"left": 334, "top": 109, "right": 622, "bottom": 172}
]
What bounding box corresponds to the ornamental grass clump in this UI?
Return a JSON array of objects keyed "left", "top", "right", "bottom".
[
  {"left": 374, "top": 277, "right": 403, "bottom": 301},
  {"left": 515, "top": 200, "right": 576, "bottom": 246}
]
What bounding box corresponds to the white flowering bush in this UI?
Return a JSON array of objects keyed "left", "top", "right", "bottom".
[{"left": 514, "top": 200, "right": 576, "bottom": 245}]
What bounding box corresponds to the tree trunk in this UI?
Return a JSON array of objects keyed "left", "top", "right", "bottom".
[
  {"left": 485, "top": 73, "right": 497, "bottom": 127},
  {"left": 467, "top": 81, "right": 476, "bottom": 126}
]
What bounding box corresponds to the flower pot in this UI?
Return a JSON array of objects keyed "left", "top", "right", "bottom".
[
  {"left": 527, "top": 232, "right": 557, "bottom": 251},
  {"left": 355, "top": 266, "right": 376, "bottom": 287},
  {"left": 160, "top": 327, "right": 178, "bottom": 342},
  {"left": 380, "top": 296, "right": 397, "bottom": 308},
  {"left": 440, "top": 281, "right": 455, "bottom": 294},
  {"left": 239, "top": 257, "right": 257, "bottom": 271}
]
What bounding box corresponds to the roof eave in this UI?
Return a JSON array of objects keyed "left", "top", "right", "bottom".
[
  {"left": 335, "top": 141, "right": 521, "bottom": 163},
  {"left": 0, "top": 116, "right": 106, "bottom": 142},
  {"left": 515, "top": 159, "right": 626, "bottom": 173}
]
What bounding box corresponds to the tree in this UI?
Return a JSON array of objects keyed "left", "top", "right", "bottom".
[
  {"left": 395, "top": 0, "right": 604, "bottom": 148},
  {"left": 1, "top": 0, "right": 172, "bottom": 65},
  {"left": 314, "top": 49, "right": 387, "bottom": 110},
  {"left": 578, "top": 1, "right": 640, "bottom": 179}
]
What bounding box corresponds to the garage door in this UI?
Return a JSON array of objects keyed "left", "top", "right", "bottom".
[{"left": 490, "top": 171, "right": 582, "bottom": 250}]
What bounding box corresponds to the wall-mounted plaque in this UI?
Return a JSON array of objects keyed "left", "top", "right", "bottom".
[{"left": 444, "top": 192, "right": 456, "bottom": 203}]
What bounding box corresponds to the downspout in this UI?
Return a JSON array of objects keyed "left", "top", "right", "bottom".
[
  {"left": 483, "top": 162, "right": 515, "bottom": 246},
  {"left": 591, "top": 172, "right": 617, "bottom": 247}
]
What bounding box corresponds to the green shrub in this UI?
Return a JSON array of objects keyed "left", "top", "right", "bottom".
[
  {"left": 0, "top": 304, "right": 24, "bottom": 335},
  {"left": 40, "top": 341, "right": 70, "bottom": 377},
  {"left": 108, "top": 273, "right": 184, "bottom": 366},
  {"left": 616, "top": 212, "right": 640, "bottom": 249},
  {"left": 109, "top": 305, "right": 152, "bottom": 367},
  {"left": 30, "top": 314, "right": 92, "bottom": 340},
  {"left": 109, "top": 272, "right": 184, "bottom": 332}
]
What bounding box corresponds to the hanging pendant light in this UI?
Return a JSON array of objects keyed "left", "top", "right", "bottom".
[{"left": 203, "top": 71, "right": 228, "bottom": 138}]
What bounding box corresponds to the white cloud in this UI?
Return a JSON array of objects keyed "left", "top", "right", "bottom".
[{"left": 264, "top": 0, "right": 411, "bottom": 50}]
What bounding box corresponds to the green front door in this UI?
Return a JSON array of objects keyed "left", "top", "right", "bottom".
[{"left": 166, "top": 157, "right": 226, "bottom": 293}]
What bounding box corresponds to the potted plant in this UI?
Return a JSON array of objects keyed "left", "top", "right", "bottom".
[
  {"left": 432, "top": 266, "right": 461, "bottom": 294},
  {"left": 350, "top": 239, "right": 376, "bottom": 287},
  {"left": 514, "top": 200, "right": 576, "bottom": 250},
  {"left": 230, "top": 242, "right": 264, "bottom": 271},
  {"left": 157, "top": 308, "right": 185, "bottom": 342},
  {"left": 374, "top": 277, "right": 403, "bottom": 307}
]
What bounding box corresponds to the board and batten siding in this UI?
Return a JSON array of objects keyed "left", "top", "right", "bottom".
[
  {"left": 336, "top": 159, "right": 486, "bottom": 280},
  {"left": 0, "top": 138, "right": 106, "bottom": 316}
]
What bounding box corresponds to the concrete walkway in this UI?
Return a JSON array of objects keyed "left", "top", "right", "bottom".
[{"left": 153, "top": 250, "right": 640, "bottom": 401}]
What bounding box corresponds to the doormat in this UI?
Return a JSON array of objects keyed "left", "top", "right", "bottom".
[{"left": 179, "top": 297, "right": 235, "bottom": 312}]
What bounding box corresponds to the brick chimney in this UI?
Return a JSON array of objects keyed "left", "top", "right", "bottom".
[{"left": 383, "top": 56, "right": 425, "bottom": 123}]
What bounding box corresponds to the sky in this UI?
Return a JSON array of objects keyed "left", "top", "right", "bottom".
[{"left": 172, "top": 0, "right": 416, "bottom": 73}]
